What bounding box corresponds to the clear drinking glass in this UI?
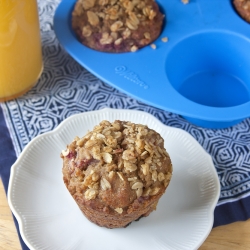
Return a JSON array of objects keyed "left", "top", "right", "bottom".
[{"left": 0, "top": 0, "right": 43, "bottom": 102}]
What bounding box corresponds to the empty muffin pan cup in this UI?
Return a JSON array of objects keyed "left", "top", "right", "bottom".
[{"left": 54, "top": 0, "right": 250, "bottom": 128}]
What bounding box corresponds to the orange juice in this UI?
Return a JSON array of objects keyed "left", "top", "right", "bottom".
[{"left": 0, "top": 0, "right": 43, "bottom": 102}]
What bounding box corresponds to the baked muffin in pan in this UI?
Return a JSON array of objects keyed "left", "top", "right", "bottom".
[
  {"left": 233, "top": 0, "right": 250, "bottom": 23},
  {"left": 71, "top": 0, "right": 164, "bottom": 52}
]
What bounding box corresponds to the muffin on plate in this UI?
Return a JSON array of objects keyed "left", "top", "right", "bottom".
[
  {"left": 233, "top": 0, "right": 250, "bottom": 23},
  {"left": 71, "top": 0, "right": 164, "bottom": 52},
  {"left": 61, "top": 120, "right": 172, "bottom": 228}
]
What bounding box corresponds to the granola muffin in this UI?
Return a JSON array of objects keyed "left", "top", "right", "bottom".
[
  {"left": 71, "top": 0, "right": 164, "bottom": 52},
  {"left": 61, "top": 120, "right": 173, "bottom": 228},
  {"left": 233, "top": 0, "right": 250, "bottom": 23}
]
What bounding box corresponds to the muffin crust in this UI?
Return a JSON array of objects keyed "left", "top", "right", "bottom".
[
  {"left": 61, "top": 120, "right": 172, "bottom": 228},
  {"left": 71, "top": 0, "right": 164, "bottom": 52},
  {"left": 234, "top": 0, "right": 250, "bottom": 23}
]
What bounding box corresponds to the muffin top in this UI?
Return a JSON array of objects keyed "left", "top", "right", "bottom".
[
  {"left": 233, "top": 0, "right": 250, "bottom": 23},
  {"left": 61, "top": 120, "right": 172, "bottom": 214},
  {"left": 71, "top": 0, "right": 164, "bottom": 52}
]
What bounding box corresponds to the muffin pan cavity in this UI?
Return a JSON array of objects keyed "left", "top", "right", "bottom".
[
  {"left": 54, "top": 0, "right": 250, "bottom": 128},
  {"left": 166, "top": 31, "right": 250, "bottom": 108}
]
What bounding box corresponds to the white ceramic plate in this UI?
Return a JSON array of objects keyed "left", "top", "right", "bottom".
[{"left": 8, "top": 108, "right": 220, "bottom": 250}]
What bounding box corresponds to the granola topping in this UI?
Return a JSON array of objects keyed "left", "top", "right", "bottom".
[
  {"left": 72, "top": 0, "right": 164, "bottom": 52},
  {"left": 61, "top": 120, "right": 172, "bottom": 211}
]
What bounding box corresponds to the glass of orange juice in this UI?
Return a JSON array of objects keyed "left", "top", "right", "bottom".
[{"left": 0, "top": 0, "right": 43, "bottom": 102}]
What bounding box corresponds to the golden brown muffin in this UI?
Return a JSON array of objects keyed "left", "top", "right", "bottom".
[
  {"left": 71, "top": 0, "right": 164, "bottom": 52},
  {"left": 61, "top": 120, "right": 172, "bottom": 228},
  {"left": 233, "top": 0, "right": 250, "bottom": 23}
]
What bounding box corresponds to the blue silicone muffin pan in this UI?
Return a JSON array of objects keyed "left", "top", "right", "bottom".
[{"left": 54, "top": 0, "right": 250, "bottom": 128}]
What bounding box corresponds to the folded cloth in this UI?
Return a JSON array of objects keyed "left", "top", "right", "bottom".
[
  {"left": 0, "top": 107, "right": 29, "bottom": 250},
  {"left": 214, "top": 196, "right": 250, "bottom": 227}
]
